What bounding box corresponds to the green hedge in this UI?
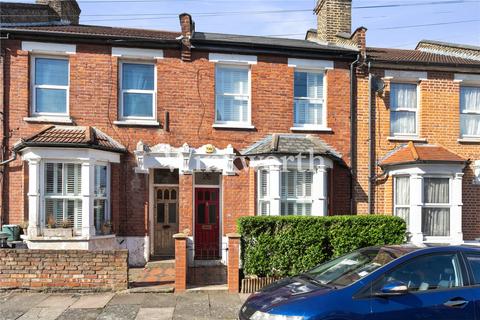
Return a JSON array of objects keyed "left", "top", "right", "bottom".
[{"left": 238, "top": 215, "right": 406, "bottom": 277}]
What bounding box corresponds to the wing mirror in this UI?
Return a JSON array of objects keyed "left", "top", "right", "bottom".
[{"left": 375, "top": 281, "right": 408, "bottom": 297}]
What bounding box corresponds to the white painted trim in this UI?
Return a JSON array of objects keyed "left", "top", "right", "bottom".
[
  {"left": 21, "top": 147, "right": 121, "bottom": 164},
  {"left": 22, "top": 41, "right": 76, "bottom": 55},
  {"left": 112, "top": 47, "right": 164, "bottom": 60},
  {"left": 209, "top": 53, "right": 257, "bottom": 65},
  {"left": 384, "top": 70, "right": 428, "bottom": 82},
  {"left": 387, "top": 136, "right": 427, "bottom": 142},
  {"left": 24, "top": 116, "right": 73, "bottom": 124},
  {"left": 288, "top": 58, "right": 334, "bottom": 70},
  {"left": 113, "top": 120, "right": 160, "bottom": 127},
  {"left": 455, "top": 73, "right": 480, "bottom": 85},
  {"left": 212, "top": 124, "right": 255, "bottom": 130},
  {"left": 290, "top": 126, "right": 332, "bottom": 132}
]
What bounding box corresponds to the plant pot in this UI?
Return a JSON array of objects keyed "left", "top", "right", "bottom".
[
  {"left": 101, "top": 225, "right": 112, "bottom": 235},
  {"left": 43, "top": 228, "right": 73, "bottom": 238}
]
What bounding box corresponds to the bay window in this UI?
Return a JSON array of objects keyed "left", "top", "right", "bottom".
[
  {"left": 120, "top": 62, "right": 156, "bottom": 119},
  {"left": 215, "top": 65, "right": 250, "bottom": 125},
  {"left": 460, "top": 86, "right": 480, "bottom": 137},
  {"left": 294, "top": 71, "right": 325, "bottom": 127},
  {"left": 32, "top": 57, "right": 69, "bottom": 116},
  {"left": 44, "top": 163, "right": 82, "bottom": 233},
  {"left": 280, "top": 170, "right": 313, "bottom": 216},
  {"left": 422, "top": 178, "right": 450, "bottom": 237},
  {"left": 393, "top": 176, "right": 410, "bottom": 228},
  {"left": 390, "top": 83, "right": 418, "bottom": 136}
]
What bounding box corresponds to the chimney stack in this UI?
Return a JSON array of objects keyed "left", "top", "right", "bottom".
[
  {"left": 179, "top": 13, "right": 195, "bottom": 62},
  {"left": 36, "top": 0, "right": 81, "bottom": 25},
  {"left": 314, "top": 0, "right": 352, "bottom": 44}
]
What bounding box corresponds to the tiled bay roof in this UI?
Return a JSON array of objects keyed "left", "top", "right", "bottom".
[
  {"left": 367, "top": 47, "right": 480, "bottom": 66},
  {"left": 14, "top": 125, "right": 126, "bottom": 153},
  {"left": 379, "top": 142, "right": 465, "bottom": 167},
  {"left": 241, "top": 134, "right": 341, "bottom": 159},
  {"left": 3, "top": 24, "right": 181, "bottom": 41}
]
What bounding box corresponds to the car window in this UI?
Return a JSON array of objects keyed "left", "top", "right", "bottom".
[
  {"left": 373, "top": 253, "right": 464, "bottom": 293},
  {"left": 465, "top": 254, "right": 480, "bottom": 284}
]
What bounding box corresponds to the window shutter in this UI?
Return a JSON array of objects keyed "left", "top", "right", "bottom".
[
  {"left": 55, "top": 199, "right": 64, "bottom": 224},
  {"left": 296, "top": 172, "right": 304, "bottom": 197},
  {"left": 46, "top": 163, "right": 54, "bottom": 194},
  {"left": 259, "top": 170, "right": 269, "bottom": 198},
  {"left": 65, "top": 164, "right": 81, "bottom": 195},
  {"left": 305, "top": 172, "right": 313, "bottom": 197},
  {"left": 287, "top": 171, "right": 295, "bottom": 198},
  {"left": 75, "top": 200, "right": 82, "bottom": 231}
]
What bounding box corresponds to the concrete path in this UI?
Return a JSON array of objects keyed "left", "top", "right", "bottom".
[{"left": 0, "top": 292, "right": 250, "bottom": 320}]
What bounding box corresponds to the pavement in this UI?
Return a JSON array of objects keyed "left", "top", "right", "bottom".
[{"left": 0, "top": 292, "right": 250, "bottom": 320}]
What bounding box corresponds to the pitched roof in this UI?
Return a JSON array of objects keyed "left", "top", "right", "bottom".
[
  {"left": 379, "top": 142, "right": 465, "bottom": 167},
  {"left": 367, "top": 47, "right": 480, "bottom": 67},
  {"left": 241, "top": 134, "right": 341, "bottom": 159},
  {"left": 2, "top": 24, "right": 181, "bottom": 41},
  {"left": 14, "top": 125, "right": 126, "bottom": 153}
]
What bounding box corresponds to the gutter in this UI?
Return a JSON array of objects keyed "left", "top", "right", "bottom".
[
  {"left": 13, "top": 142, "right": 127, "bottom": 154},
  {"left": 349, "top": 54, "right": 360, "bottom": 215}
]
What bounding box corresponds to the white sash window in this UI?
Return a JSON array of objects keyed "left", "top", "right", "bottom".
[
  {"left": 394, "top": 176, "right": 410, "bottom": 228},
  {"left": 460, "top": 86, "right": 480, "bottom": 137},
  {"left": 422, "top": 178, "right": 450, "bottom": 237},
  {"left": 390, "top": 83, "right": 418, "bottom": 136},
  {"left": 294, "top": 71, "right": 325, "bottom": 127},
  {"left": 280, "top": 170, "right": 313, "bottom": 216}
]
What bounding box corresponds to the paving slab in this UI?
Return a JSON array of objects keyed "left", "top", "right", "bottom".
[
  {"left": 141, "top": 293, "right": 177, "bottom": 308},
  {"left": 173, "top": 293, "right": 211, "bottom": 320},
  {"left": 70, "top": 293, "right": 114, "bottom": 309},
  {"left": 208, "top": 293, "right": 242, "bottom": 319},
  {"left": 97, "top": 304, "right": 140, "bottom": 320},
  {"left": 36, "top": 294, "right": 78, "bottom": 309},
  {"left": 17, "top": 307, "right": 66, "bottom": 320},
  {"left": 135, "top": 307, "right": 174, "bottom": 320},
  {"left": 0, "top": 293, "right": 50, "bottom": 312},
  {"left": 108, "top": 293, "right": 147, "bottom": 305},
  {"left": 56, "top": 308, "right": 102, "bottom": 320},
  {"left": 0, "top": 310, "right": 25, "bottom": 320}
]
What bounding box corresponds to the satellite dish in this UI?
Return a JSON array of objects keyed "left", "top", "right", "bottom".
[{"left": 372, "top": 76, "right": 386, "bottom": 94}]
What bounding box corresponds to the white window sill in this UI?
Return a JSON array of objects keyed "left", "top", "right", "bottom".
[
  {"left": 212, "top": 123, "right": 255, "bottom": 130},
  {"left": 114, "top": 120, "right": 160, "bottom": 127},
  {"left": 290, "top": 126, "right": 332, "bottom": 132},
  {"left": 24, "top": 116, "right": 73, "bottom": 124},
  {"left": 458, "top": 137, "right": 480, "bottom": 143},
  {"left": 388, "top": 136, "right": 427, "bottom": 142},
  {"left": 27, "top": 234, "right": 116, "bottom": 241}
]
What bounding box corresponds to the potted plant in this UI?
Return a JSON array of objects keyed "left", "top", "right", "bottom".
[
  {"left": 46, "top": 215, "right": 56, "bottom": 229},
  {"left": 101, "top": 221, "right": 112, "bottom": 235},
  {"left": 43, "top": 217, "right": 73, "bottom": 238},
  {"left": 19, "top": 220, "right": 29, "bottom": 236}
]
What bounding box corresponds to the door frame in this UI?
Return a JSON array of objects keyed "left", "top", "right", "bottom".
[
  {"left": 148, "top": 169, "right": 179, "bottom": 258},
  {"left": 193, "top": 172, "right": 223, "bottom": 261}
]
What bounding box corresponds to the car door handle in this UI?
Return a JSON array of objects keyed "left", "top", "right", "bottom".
[{"left": 444, "top": 298, "right": 468, "bottom": 308}]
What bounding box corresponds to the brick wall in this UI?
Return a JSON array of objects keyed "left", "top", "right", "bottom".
[
  {"left": 354, "top": 68, "right": 480, "bottom": 240},
  {"left": 3, "top": 40, "right": 352, "bottom": 238},
  {"left": 0, "top": 249, "right": 128, "bottom": 291}
]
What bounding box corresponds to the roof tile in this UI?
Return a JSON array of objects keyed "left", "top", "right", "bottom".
[{"left": 379, "top": 143, "right": 465, "bottom": 167}]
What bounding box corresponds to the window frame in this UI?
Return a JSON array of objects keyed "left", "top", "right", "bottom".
[
  {"left": 393, "top": 175, "right": 410, "bottom": 225},
  {"left": 30, "top": 55, "right": 70, "bottom": 117},
  {"left": 118, "top": 60, "right": 157, "bottom": 121},
  {"left": 280, "top": 169, "right": 314, "bottom": 216},
  {"left": 421, "top": 176, "right": 452, "bottom": 238},
  {"left": 93, "top": 163, "right": 111, "bottom": 234},
  {"left": 293, "top": 68, "right": 327, "bottom": 129},
  {"left": 214, "top": 63, "right": 252, "bottom": 127},
  {"left": 389, "top": 81, "right": 420, "bottom": 137},
  {"left": 460, "top": 85, "right": 480, "bottom": 138}
]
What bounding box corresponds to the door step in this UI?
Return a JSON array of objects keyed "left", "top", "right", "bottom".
[{"left": 145, "top": 259, "right": 175, "bottom": 269}]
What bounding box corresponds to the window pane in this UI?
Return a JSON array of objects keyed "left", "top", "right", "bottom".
[
  {"left": 35, "top": 58, "right": 68, "bottom": 86},
  {"left": 391, "top": 111, "right": 416, "bottom": 135},
  {"left": 168, "top": 203, "right": 177, "bottom": 224},
  {"left": 157, "top": 203, "right": 165, "bottom": 223},
  {"left": 294, "top": 72, "right": 307, "bottom": 97},
  {"left": 95, "top": 165, "right": 108, "bottom": 197},
  {"left": 45, "top": 198, "right": 63, "bottom": 227},
  {"left": 123, "top": 92, "right": 153, "bottom": 117},
  {"left": 374, "top": 253, "right": 463, "bottom": 292},
  {"left": 390, "top": 83, "right": 417, "bottom": 110},
  {"left": 194, "top": 172, "right": 220, "bottom": 185},
  {"left": 197, "top": 203, "right": 206, "bottom": 224},
  {"left": 394, "top": 176, "right": 410, "bottom": 205},
  {"left": 461, "top": 114, "right": 480, "bottom": 136},
  {"left": 395, "top": 208, "right": 410, "bottom": 228},
  {"left": 35, "top": 88, "right": 67, "bottom": 114},
  {"left": 294, "top": 100, "right": 323, "bottom": 125},
  {"left": 294, "top": 72, "right": 323, "bottom": 99},
  {"left": 216, "top": 66, "right": 248, "bottom": 95},
  {"left": 154, "top": 169, "right": 179, "bottom": 184},
  {"left": 259, "top": 170, "right": 269, "bottom": 198},
  {"left": 209, "top": 204, "right": 217, "bottom": 224},
  {"left": 122, "top": 63, "right": 154, "bottom": 90},
  {"left": 94, "top": 199, "right": 106, "bottom": 232},
  {"left": 466, "top": 254, "right": 480, "bottom": 284},
  {"left": 461, "top": 87, "right": 480, "bottom": 112},
  {"left": 422, "top": 208, "right": 450, "bottom": 236},
  {"left": 424, "top": 178, "right": 449, "bottom": 204},
  {"left": 65, "top": 163, "right": 81, "bottom": 195},
  {"left": 259, "top": 201, "right": 270, "bottom": 215},
  {"left": 216, "top": 96, "right": 248, "bottom": 122}
]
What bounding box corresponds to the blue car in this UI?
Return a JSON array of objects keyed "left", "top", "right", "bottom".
[{"left": 239, "top": 245, "right": 480, "bottom": 320}]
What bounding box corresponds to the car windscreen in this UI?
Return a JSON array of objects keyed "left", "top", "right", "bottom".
[{"left": 307, "top": 247, "right": 410, "bottom": 287}]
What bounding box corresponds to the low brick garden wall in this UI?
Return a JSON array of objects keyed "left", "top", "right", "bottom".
[{"left": 0, "top": 249, "right": 128, "bottom": 291}]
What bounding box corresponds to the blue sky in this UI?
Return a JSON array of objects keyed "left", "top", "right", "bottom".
[{"left": 9, "top": 0, "right": 480, "bottom": 48}]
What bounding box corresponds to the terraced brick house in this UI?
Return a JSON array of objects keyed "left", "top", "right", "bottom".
[{"left": 0, "top": 0, "right": 361, "bottom": 266}]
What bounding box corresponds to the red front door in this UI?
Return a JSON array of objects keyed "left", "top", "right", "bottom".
[{"left": 195, "top": 188, "right": 220, "bottom": 260}]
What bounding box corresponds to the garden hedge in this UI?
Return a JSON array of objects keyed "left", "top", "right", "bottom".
[{"left": 238, "top": 215, "right": 406, "bottom": 277}]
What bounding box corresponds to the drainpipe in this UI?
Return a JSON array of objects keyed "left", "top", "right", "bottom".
[
  {"left": 367, "top": 62, "right": 374, "bottom": 214},
  {"left": 349, "top": 54, "right": 360, "bottom": 215}
]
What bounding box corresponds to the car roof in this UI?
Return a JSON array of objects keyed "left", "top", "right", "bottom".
[{"left": 377, "top": 244, "right": 480, "bottom": 255}]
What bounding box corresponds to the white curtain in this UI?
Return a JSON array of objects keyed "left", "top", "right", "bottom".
[
  {"left": 394, "top": 176, "right": 410, "bottom": 227},
  {"left": 390, "top": 83, "right": 417, "bottom": 135},
  {"left": 422, "top": 178, "right": 450, "bottom": 237},
  {"left": 461, "top": 87, "right": 480, "bottom": 136}
]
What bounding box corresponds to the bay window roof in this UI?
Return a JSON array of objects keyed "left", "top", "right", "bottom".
[
  {"left": 241, "top": 133, "right": 341, "bottom": 159},
  {"left": 14, "top": 125, "right": 126, "bottom": 153},
  {"left": 379, "top": 142, "right": 466, "bottom": 167}
]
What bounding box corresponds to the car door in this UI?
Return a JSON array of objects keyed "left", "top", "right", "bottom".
[
  {"left": 463, "top": 252, "right": 480, "bottom": 319},
  {"left": 368, "top": 252, "right": 475, "bottom": 320}
]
